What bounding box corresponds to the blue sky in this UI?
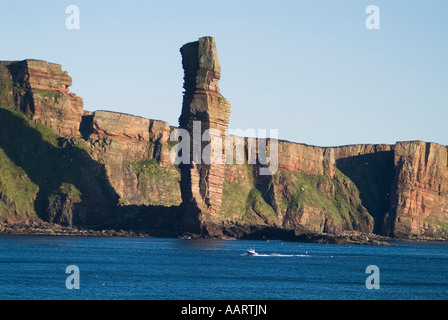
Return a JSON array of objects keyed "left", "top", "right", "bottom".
[{"left": 1, "top": 0, "right": 447, "bottom": 146}]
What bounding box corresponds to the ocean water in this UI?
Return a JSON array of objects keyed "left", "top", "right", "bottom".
[{"left": 0, "top": 234, "right": 447, "bottom": 300}]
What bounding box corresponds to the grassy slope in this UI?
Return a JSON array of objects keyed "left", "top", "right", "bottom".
[
  {"left": 221, "top": 163, "right": 278, "bottom": 224},
  {"left": 221, "top": 162, "right": 373, "bottom": 233},
  {"left": 277, "top": 168, "right": 372, "bottom": 232},
  {"left": 123, "top": 158, "right": 181, "bottom": 206},
  {"left": 0, "top": 106, "right": 118, "bottom": 224},
  {"left": 0, "top": 147, "right": 39, "bottom": 221}
]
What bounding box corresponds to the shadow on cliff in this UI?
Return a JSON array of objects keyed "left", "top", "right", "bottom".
[
  {"left": 0, "top": 107, "right": 183, "bottom": 234},
  {"left": 5, "top": 61, "right": 35, "bottom": 117},
  {"left": 0, "top": 108, "right": 120, "bottom": 227},
  {"left": 114, "top": 204, "right": 182, "bottom": 236},
  {"left": 335, "top": 151, "right": 395, "bottom": 235}
]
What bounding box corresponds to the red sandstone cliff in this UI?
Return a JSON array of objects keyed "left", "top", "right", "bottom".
[
  {"left": 0, "top": 48, "right": 447, "bottom": 239},
  {"left": 219, "top": 139, "right": 393, "bottom": 235},
  {"left": 391, "top": 141, "right": 448, "bottom": 238},
  {"left": 85, "top": 110, "right": 180, "bottom": 207},
  {"left": 0, "top": 60, "right": 83, "bottom": 136}
]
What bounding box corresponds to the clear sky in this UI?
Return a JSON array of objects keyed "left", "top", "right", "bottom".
[{"left": 1, "top": 0, "right": 447, "bottom": 147}]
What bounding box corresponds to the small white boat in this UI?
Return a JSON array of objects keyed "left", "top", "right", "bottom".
[{"left": 246, "top": 249, "right": 258, "bottom": 256}]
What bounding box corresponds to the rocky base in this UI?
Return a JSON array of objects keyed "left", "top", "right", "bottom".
[
  {"left": 0, "top": 221, "right": 151, "bottom": 237},
  {"left": 3, "top": 220, "right": 447, "bottom": 245},
  {"left": 0, "top": 220, "right": 391, "bottom": 245},
  {"left": 219, "top": 222, "right": 394, "bottom": 245}
]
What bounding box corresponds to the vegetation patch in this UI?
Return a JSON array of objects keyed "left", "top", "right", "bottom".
[
  {"left": 244, "top": 187, "right": 279, "bottom": 224},
  {"left": 123, "top": 158, "right": 181, "bottom": 206},
  {"left": 221, "top": 163, "right": 279, "bottom": 224},
  {"left": 276, "top": 168, "right": 372, "bottom": 231},
  {"left": 0, "top": 147, "right": 39, "bottom": 221},
  {"left": 125, "top": 159, "right": 180, "bottom": 182},
  {"left": 0, "top": 79, "right": 13, "bottom": 91},
  {"left": 0, "top": 106, "right": 119, "bottom": 224},
  {"left": 32, "top": 88, "right": 62, "bottom": 100}
]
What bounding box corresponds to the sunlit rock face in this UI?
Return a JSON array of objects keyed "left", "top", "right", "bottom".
[{"left": 178, "top": 37, "right": 231, "bottom": 235}]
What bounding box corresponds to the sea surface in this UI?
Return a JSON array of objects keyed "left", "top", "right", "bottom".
[{"left": 0, "top": 234, "right": 447, "bottom": 300}]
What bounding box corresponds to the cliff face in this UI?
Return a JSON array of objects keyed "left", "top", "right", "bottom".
[
  {"left": 332, "top": 144, "right": 395, "bottom": 235},
  {"left": 84, "top": 110, "right": 180, "bottom": 207},
  {"left": 0, "top": 60, "right": 181, "bottom": 232},
  {"left": 218, "top": 141, "right": 391, "bottom": 235},
  {"left": 88, "top": 110, "right": 172, "bottom": 164},
  {"left": 391, "top": 141, "right": 448, "bottom": 238},
  {"left": 83, "top": 112, "right": 180, "bottom": 211},
  {"left": 0, "top": 60, "right": 83, "bottom": 136},
  {"left": 0, "top": 107, "right": 119, "bottom": 227},
  {"left": 0, "top": 41, "right": 447, "bottom": 240}
]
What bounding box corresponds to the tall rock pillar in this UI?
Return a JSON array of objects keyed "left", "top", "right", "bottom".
[{"left": 178, "top": 37, "right": 231, "bottom": 235}]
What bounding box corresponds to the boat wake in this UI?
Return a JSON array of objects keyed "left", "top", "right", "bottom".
[
  {"left": 257, "top": 253, "right": 311, "bottom": 257},
  {"left": 243, "top": 253, "right": 311, "bottom": 257}
]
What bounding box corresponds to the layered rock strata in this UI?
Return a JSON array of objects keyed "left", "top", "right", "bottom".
[
  {"left": 390, "top": 141, "right": 448, "bottom": 238},
  {"left": 84, "top": 110, "right": 180, "bottom": 208},
  {"left": 88, "top": 111, "right": 172, "bottom": 164},
  {"left": 0, "top": 44, "right": 447, "bottom": 240},
  {"left": 0, "top": 60, "right": 83, "bottom": 136},
  {"left": 178, "top": 37, "right": 231, "bottom": 234},
  {"left": 220, "top": 139, "right": 392, "bottom": 236}
]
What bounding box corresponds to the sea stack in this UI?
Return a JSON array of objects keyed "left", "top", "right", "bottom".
[{"left": 178, "top": 37, "right": 231, "bottom": 235}]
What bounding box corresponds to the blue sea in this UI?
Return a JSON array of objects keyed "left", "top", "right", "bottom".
[{"left": 0, "top": 234, "right": 447, "bottom": 300}]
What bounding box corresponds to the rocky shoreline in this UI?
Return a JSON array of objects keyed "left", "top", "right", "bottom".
[
  {"left": 0, "top": 221, "right": 395, "bottom": 245},
  {"left": 0, "top": 222, "right": 151, "bottom": 238},
  {"left": 1, "top": 221, "right": 446, "bottom": 245}
]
